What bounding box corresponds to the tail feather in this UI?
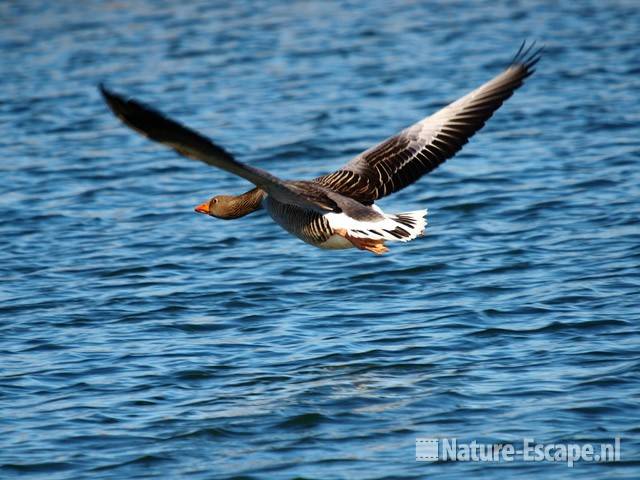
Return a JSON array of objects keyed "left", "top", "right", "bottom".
[
  {"left": 389, "top": 209, "right": 428, "bottom": 242},
  {"left": 340, "top": 209, "right": 427, "bottom": 242}
]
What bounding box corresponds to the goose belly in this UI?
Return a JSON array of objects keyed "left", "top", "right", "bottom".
[
  {"left": 318, "top": 234, "right": 354, "bottom": 249},
  {"left": 264, "top": 198, "right": 354, "bottom": 249}
]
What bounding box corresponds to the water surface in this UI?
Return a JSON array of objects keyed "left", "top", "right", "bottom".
[{"left": 1, "top": 1, "right": 639, "bottom": 478}]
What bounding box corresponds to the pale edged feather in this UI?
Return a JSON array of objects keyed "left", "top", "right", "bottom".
[{"left": 315, "top": 41, "right": 543, "bottom": 204}]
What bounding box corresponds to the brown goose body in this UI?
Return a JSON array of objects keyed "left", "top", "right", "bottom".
[
  {"left": 101, "top": 42, "right": 542, "bottom": 254},
  {"left": 264, "top": 197, "right": 339, "bottom": 248}
]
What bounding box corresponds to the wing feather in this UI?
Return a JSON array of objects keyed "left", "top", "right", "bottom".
[
  {"left": 100, "top": 85, "right": 335, "bottom": 212},
  {"left": 315, "top": 42, "right": 543, "bottom": 204}
]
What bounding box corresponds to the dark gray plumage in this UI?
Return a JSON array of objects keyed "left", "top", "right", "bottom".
[{"left": 315, "top": 42, "right": 543, "bottom": 204}]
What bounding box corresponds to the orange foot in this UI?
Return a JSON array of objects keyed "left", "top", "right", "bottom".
[{"left": 335, "top": 229, "right": 389, "bottom": 255}]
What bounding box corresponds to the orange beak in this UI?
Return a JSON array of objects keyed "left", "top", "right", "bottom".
[{"left": 194, "top": 202, "right": 209, "bottom": 214}]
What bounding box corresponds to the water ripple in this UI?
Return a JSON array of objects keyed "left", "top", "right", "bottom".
[{"left": 2, "top": 1, "right": 639, "bottom": 479}]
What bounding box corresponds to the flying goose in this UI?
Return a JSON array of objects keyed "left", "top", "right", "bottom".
[{"left": 101, "top": 42, "right": 542, "bottom": 254}]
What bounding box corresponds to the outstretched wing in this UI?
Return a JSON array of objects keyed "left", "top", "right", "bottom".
[
  {"left": 100, "top": 86, "right": 336, "bottom": 211},
  {"left": 315, "top": 42, "right": 543, "bottom": 204}
]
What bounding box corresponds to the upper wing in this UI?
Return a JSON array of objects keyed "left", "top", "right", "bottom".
[
  {"left": 100, "top": 86, "right": 336, "bottom": 211},
  {"left": 315, "top": 42, "right": 543, "bottom": 204}
]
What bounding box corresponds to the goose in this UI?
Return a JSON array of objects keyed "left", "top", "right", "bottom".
[{"left": 101, "top": 42, "right": 542, "bottom": 254}]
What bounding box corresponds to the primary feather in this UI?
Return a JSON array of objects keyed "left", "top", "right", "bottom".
[{"left": 315, "top": 42, "right": 543, "bottom": 204}]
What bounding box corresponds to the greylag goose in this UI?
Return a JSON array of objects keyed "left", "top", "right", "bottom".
[{"left": 101, "top": 42, "right": 542, "bottom": 254}]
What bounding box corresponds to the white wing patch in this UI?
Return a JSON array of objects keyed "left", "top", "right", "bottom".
[{"left": 324, "top": 207, "right": 427, "bottom": 242}]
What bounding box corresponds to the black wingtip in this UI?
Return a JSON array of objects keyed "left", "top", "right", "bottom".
[
  {"left": 97, "top": 82, "right": 229, "bottom": 161},
  {"left": 98, "top": 83, "right": 128, "bottom": 115},
  {"left": 98, "top": 82, "right": 112, "bottom": 102},
  {"left": 98, "top": 84, "right": 168, "bottom": 136},
  {"left": 511, "top": 39, "right": 527, "bottom": 64},
  {"left": 510, "top": 40, "right": 544, "bottom": 76},
  {"left": 98, "top": 83, "right": 165, "bottom": 141}
]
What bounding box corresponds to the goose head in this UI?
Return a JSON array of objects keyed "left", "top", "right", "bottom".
[{"left": 194, "top": 188, "right": 264, "bottom": 220}]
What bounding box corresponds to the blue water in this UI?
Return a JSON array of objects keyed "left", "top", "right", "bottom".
[{"left": 1, "top": 1, "right": 639, "bottom": 478}]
